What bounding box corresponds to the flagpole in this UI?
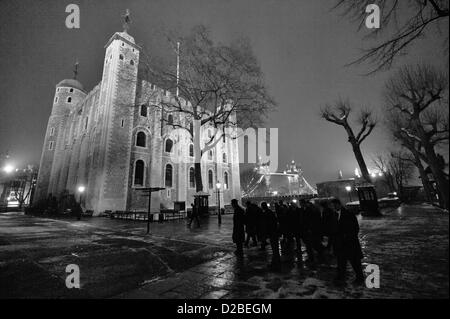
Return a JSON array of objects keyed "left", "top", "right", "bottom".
[{"left": 176, "top": 42, "right": 180, "bottom": 97}]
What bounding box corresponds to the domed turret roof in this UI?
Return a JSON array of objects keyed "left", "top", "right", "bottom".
[{"left": 56, "top": 79, "right": 84, "bottom": 91}]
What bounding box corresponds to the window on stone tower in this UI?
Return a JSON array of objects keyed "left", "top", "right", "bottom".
[
  {"left": 165, "top": 164, "right": 173, "bottom": 188},
  {"left": 165, "top": 138, "right": 173, "bottom": 153},
  {"left": 67, "top": 97, "right": 72, "bottom": 103},
  {"left": 223, "top": 153, "right": 227, "bottom": 163},
  {"left": 48, "top": 141, "right": 54, "bottom": 151},
  {"left": 189, "top": 122, "right": 193, "bottom": 135},
  {"left": 54, "top": 97, "right": 58, "bottom": 103},
  {"left": 224, "top": 172, "right": 229, "bottom": 189},
  {"left": 70, "top": 88, "right": 74, "bottom": 93},
  {"left": 130, "top": 60, "right": 134, "bottom": 66},
  {"left": 50, "top": 127, "right": 55, "bottom": 136},
  {"left": 189, "top": 144, "right": 194, "bottom": 157},
  {"left": 134, "top": 160, "right": 144, "bottom": 186},
  {"left": 208, "top": 170, "right": 214, "bottom": 189},
  {"left": 119, "top": 54, "right": 124, "bottom": 60},
  {"left": 167, "top": 114, "right": 174, "bottom": 125},
  {"left": 189, "top": 167, "right": 195, "bottom": 188},
  {"left": 208, "top": 150, "right": 213, "bottom": 160},
  {"left": 136, "top": 131, "right": 146, "bottom": 147},
  {"left": 140, "top": 105, "right": 147, "bottom": 117}
]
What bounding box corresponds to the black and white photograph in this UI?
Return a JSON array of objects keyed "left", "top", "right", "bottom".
[{"left": 0, "top": 0, "right": 448, "bottom": 306}]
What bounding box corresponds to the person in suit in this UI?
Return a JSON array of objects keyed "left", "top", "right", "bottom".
[
  {"left": 244, "top": 202, "right": 258, "bottom": 247},
  {"left": 330, "top": 198, "right": 365, "bottom": 284},
  {"left": 231, "top": 199, "right": 246, "bottom": 257},
  {"left": 256, "top": 203, "right": 268, "bottom": 250},
  {"left": 261, "top": 202, "right": 281, "bottom": 269},
  {"left": 289, "top": 201, "right": 304, "bottom": 263},
  {"left": 188, "top": 201, "right": 201, "bottom": 227}
]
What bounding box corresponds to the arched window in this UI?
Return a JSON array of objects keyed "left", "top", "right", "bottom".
[
  {"left": 67, "top": 97, "right": 72, "bottom": 103},
  {"left": 165, "top": 164, "right": 173, "bottom": 188},
  {"left": 208, "top": 170, "right": 214, "bottom": 189},
  {"left": 222, "top": 153, "right": 227, "bottom": 163},
  {"left": 189, "top": 144, "right": 194, "bottom": 157},
  {"left": 140, "top": 105, "right": 147, "bottom": 117},
  {"left": 189, "top": 167, "right": 195, "bottom": 188},
  {"left": 167, "top": 114, "right": 173, "bottom": 125},
  {"left": 165, "top": 138, "right": 173, "bottom": 153},
  {"left": 134, "top": 160, "right": 144, "bottom": 186},
  {"left": 189, "top": 122, "right": 193, "bottom": 134},
  {"left": 224, "top": 172, "right": 229, "bottom": 189},
  {"left": 130, "top": 60, "right": 134, "bottom": 65},
  {"left": 70, "top": 88, "right": 74, "bottom": 93},
  {"left": 119, "top": 54, "right": 124, "bottom": 60},
  {"left": 136, "top": 131, "right": 146, "bottom": 147}
]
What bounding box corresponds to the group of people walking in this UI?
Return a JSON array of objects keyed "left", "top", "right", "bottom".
[{"left": 231, "top": 197, "right": 365, "bottom": 284}]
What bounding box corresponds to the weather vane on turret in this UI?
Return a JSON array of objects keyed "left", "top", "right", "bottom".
[
  {"left": 73, "top": 60, "right": 79, "bottom": 80},
  {"left": 122, "top": 9, "right": 131, "bottom": 33}
]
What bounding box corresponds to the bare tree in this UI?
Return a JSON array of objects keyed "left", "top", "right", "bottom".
[
  {"left": 385, "top": 110, "right": 437, "bottom": 203},
  {"left": 139, "top": 25, "right": 275, "bottom": 192},
  {"left": 8, "top": 166, "right": 36, "bottom": 209},
  {"left": 384, "top": 63, "right": 449, "bottom": 208},
  {"left": 334, "top": 0, "right": 449, "bottom": 73},
  {"left": 373, "top": 151, "right": 415, "bottom": 200},
  {"left": 321, "top": 98, "right": 377, "bottom": 182}
]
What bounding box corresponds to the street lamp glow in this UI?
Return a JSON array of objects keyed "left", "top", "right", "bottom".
[
  {"left": 371, "top": 172, "right": 377, "bottom": 178},
  {"left": 345, "top": 185, "right": 352, "bottom": 192},
  {"left": 292, "top": 199, "right": 298, "bottom": 203},
  {"left": 77, "top": 186, "right": 86, "bottom": 193},
  {"left": 3, "top": 164, "right": 15, "bottom": 173},
  {"left": 273, "top": 191, "right": 278, "bottom": 196},
  {"left": 216, "top": 182, "right": 221, "bottom": 189}
]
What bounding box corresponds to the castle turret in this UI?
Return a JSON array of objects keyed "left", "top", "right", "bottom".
[
  {"left": 94, "top": 28, "right": 140, "bottom": 212},
  {"left": 34, "top": 78, "right": 86, "bottom": 202}
]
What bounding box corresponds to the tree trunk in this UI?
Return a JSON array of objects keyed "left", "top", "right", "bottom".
[
  {"left": 424, "top": 144, "right": 449, "bottom": 209},
  {"left": 193, "top": 119, "right": 204, "bottom": 192},
  {"left": 412, "top": 153, "right": 434, "bottom": 204},
  {"left": 351, "top": 141, "right": 371, "bottom": 183},
  {"left": 194, "top": 162, "right": 203, "bottom": 192}
]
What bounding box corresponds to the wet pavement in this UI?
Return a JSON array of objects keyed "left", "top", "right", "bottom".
[{"left": 0, "top": 204, "right": 448, "bottom": 299}]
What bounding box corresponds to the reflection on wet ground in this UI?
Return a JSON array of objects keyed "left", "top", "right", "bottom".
[{"left": 0, "top": 204, "right": 448, "bottom": 298}]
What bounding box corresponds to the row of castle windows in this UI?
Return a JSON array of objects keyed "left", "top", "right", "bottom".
[
  {"left": 56, "top": 88, "right": 74, "bottom": 93},
  {"left": 135, "top": 131, "right": 228, "bottom": 163},
  {"left": 139, "top": 105, "right": 226, "bottom": 144},
  {"left": 54, "top": 96, "right": 73, "bottom": 103},
  {"left": 133, "top": 160, "right": 229, "bottom": 190}
]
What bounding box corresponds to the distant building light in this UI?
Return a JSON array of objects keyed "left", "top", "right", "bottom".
[{"left": 3, "top": 165, "right": 15, "bottom": 174}]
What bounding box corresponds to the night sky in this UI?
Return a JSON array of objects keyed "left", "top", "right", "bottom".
[{"left": 0, "top": 0, "right": 447, "bottom": 185}]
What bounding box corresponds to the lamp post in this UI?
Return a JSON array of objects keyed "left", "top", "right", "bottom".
[
  {"left": 216, "top": 181, "right": 222, "bottom": 225},
  {"left": 77, "top": 185, "right": 85, "bottom": 202},
  {"left": 2, "top": 164, "right": 15, "bottom": 209},
  {"left": 76, "top": 185, "right": 85, "bottom": 220},
  {"left": 345, "top": 185, "right": 352, "bottom": 203}
]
